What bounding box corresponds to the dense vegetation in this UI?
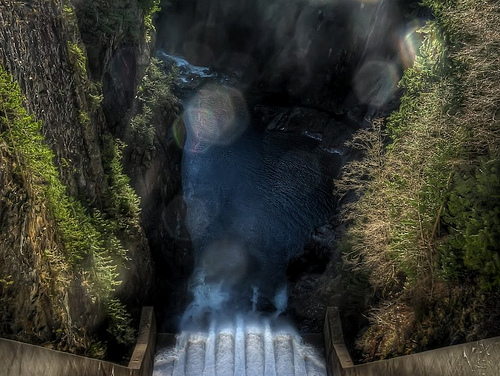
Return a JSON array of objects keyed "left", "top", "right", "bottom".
[
  {"left": 0, "top": 0, "right": 162, "bottom": 357},
  {"left": 131, "top": 57, "right": 179, "bottom": 155},
  {"left": 73, "top": 0, "right": 160, "bottom": 71},
  {"left": 338, "top": 0, "right": 500, "bottom": 361},
  {"left": 0, "top": 64, "right": 143, "bottom": 355}
]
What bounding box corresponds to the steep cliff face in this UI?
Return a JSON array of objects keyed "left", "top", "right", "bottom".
[
  {"left": 0, "top": 137, "right": 102, "bottom": 353},
  {"left": 69, "top": 0, "right": 189, "bottom": 329},
  {"left": 0, "top": 1, "right": 104, "bottom": 201},
  {"left": 0, "top": 0, "right": 153, "bottom": 357}
]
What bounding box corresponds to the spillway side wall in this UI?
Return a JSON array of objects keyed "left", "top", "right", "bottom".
[
  {"left": 0, "top": 307, "right": 156, "bottom": 376},
  {"left": 324, "top": 307, "right": 500, "bottom": 376}
]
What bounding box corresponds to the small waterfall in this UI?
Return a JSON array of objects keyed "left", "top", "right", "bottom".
[
  {"left": 153, "top": 315, "right": 326, "bottom": 376},
  {"left": 156, "top": 272, "right": 326, "bottom": 375}
]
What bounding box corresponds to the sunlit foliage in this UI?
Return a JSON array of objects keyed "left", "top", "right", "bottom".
[
  {"left": 0, "top": 65, "right": 136, "bottom": 355},
  {"left": 338, "top": 0, "right": 500, "bottom": 360},
  {"left": 131, "top": 58, "right": 179, "bottom": 154}
]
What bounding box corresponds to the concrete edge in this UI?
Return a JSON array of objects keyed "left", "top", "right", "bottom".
[
  {"left": 128, "top": 306, "right": 157, "bottom": 376},
  {"left": 324, "top": 306, "right": 500, "bottom": 376},
  {"left": 0, "top": 306, "right": 157, "bottom": 376}
]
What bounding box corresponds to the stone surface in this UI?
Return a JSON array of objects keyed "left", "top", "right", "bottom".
[{"left": 0, "top": 0, "right": 153, "bottom": 351}]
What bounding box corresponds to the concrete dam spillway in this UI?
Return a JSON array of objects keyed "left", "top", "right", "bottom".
[{"left": 154, "top": 315, "right": 326, "bottom": 376}]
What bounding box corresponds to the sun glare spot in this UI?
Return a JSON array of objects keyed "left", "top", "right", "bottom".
[
  {"left": 184, "top": 84, "right": 249, "bottom": 152},
  {"left": 353, "top": 59, "right": 399, "bottom": 108},
  {"left": 398, "top": 20, "right": 425, "bottom": 69}
]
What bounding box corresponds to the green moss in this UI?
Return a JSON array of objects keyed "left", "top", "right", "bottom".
[
  {"left": 67, "top": 41, "right": 87, "bottom": 80},
  {"left": 140, "top": 0, "right": 161, "bottom": 33},
  {"left": 87, "top": 82, "right": 104, "bottom": 111},
  {"left": 79, "top": 110, "right": 91, "bottom": 126},
  {"left": 0, "top": 64, "right": 135, "bottom": 354},
  {"left": 106, "top": 298, "right": 136, "bottom": 346},
  {"left": 1, "top": 65, "right": 115, "bottom": 295},
  {"left": 102, "top": 134, "right": 141, "bottom": 230}
]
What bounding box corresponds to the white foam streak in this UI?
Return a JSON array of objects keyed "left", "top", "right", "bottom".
[
  {"left": 263, "top": 320, "right": 277, "bottom": 376},
  {"left": 234, "top": 316, "right": 246, "bottom": 376},
  {"left": 171, "top": 333, "right": 187, "bottom": 376},
  {"left": 155, "top": 316, "right": 326, "bottom": 376},
  {"left": 294, "top": 339, "right": 308, "bottom": 376},
  {"left": 203, "top": 322, "right": 216, "bottom": 376}
]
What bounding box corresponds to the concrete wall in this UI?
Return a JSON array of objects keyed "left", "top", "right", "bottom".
[
  {"left": 0, "top": 307, "right": 156, "bottom": 376},
  {"left": 128, "top": 307, "right": 157, "bottom": 375},
  {"left": 324, "top": 307, "right": 500, "bottom": 376}
]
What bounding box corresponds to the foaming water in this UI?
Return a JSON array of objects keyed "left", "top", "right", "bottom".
[{"left": 153, "top": 314, "right": 326, "bottom": 376}]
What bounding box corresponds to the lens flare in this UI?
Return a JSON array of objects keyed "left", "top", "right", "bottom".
[
  {"left": 398, "top": 20, "right": 425, "bottom": 69},
  {"left": 353, "top": 59, "right": 399, "bottom": 108},
  {"left": 172, "top": 116, "right": 186, "bottom": 150},
  {"left": 184, "top": 84, "right": 249, "bottom": 152}
]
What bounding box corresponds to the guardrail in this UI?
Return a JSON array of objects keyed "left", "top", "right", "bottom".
[
  {"left": 324, "top": 306, "right": 500, "bottom": 376},
  {"left": 1, "top": 306, "right": 156, "bottom": 376}
]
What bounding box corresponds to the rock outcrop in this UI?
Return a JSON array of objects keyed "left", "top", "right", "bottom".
[{"left": 0, "top": 0, "right": 154, "bottom": 357}]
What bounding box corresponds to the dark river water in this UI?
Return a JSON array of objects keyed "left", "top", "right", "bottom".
[{"left": 180, "top": 84, "right": 338, "bottom": 317}]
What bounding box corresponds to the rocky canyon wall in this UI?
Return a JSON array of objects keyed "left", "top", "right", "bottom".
[{"left": 0, "top": 0, "right": 156, "bottom": 358}]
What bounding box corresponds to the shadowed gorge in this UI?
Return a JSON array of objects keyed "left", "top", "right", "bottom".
[
  {"left": 151, "top": 0, "right": 408, "bottom": 373},
  {"left": 151, "top": 0, "right": 416, "bottom": 336},
  {"left": 1, "top": 0, "right": 499, "bottom": 374},
  {"left": 182, "top": 85, "right": 338, "bottom": 313},
  {"left": 154, "top": 70, "right": 338, "bottom": 375}
]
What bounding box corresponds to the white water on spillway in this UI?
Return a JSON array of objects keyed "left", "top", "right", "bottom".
[{"left": 153, "top": 315, "right": 326, "bottom": 376}]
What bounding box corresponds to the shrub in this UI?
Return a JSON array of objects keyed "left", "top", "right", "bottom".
[
  {"left": 439, "top": 158, "right": 500, "bottom": 290},
  {"left": 130, "top": 58, "right": 178, "bottom": 153},
  {"left": 102, "top": 134, "right": 141, "bottom": 228},
  {"left": 338, "top": 0, "right": 500, "bottom": 360}
]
